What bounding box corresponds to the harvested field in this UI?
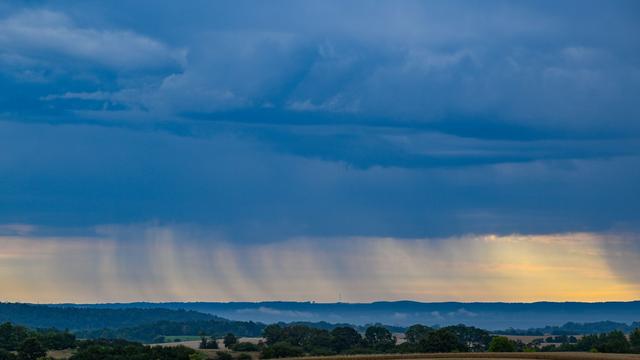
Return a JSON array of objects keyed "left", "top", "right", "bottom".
[
  {"left": 151, "top": 339, "right": 202, "bottom": 349},
  {"left": 289, "top": 353, "right": 640, "bottom": 360},
  {"left": 150, "top": 336, "right": 263, "bottom": 349},
  {"left": 496, "top": 335, "right": 584, "bottom": 345},
  {"left": 47, "top": 349, "right": 75, "bottom": 359}
]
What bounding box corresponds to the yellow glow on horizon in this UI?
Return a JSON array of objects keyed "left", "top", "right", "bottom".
[{"left": 0, "top": 229, "right": 638, "bottom": 303}]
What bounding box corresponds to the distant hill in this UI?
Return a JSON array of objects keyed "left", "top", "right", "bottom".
[
  {"left": 0, "top": 302, "right": 217, "bottom": 331},
  {"left": 61, "top": 300, "right": 640, "bottom": 329},
  {"left": 2, "top": 302, "right": 639, "bottom": 344},
  {"left": 495, "top": 320, "right": 640, "bottom": 335}
]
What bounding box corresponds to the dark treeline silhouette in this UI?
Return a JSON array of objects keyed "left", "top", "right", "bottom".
[
  {"left": 1, "top": 320, "right": 640, "bottom": 359},
  {"left": 76, "top": 319, "right": 265, "bottom": 343},
  {"left": 257, "top": 323, "right": 640, "bottom": 358},
  {"left": 0, "top": 325, "right": 197, "bottom": 360},
  {"left": 259, "top": 323, "right": 492, "bottom": 358},
  {"left": 70, "top": 339, "right": 197, "bottom": 360},
  {"left": 275, "top": 321, "right": 406, "bottom": 334},
  {"left": 495, "top": 320, "right": 640, "bottom": 336},
  {"left": 540, "top": 330, "right": 640, "bottom": 353},
  {"left": 0, "top": 322, "right": 75, "bottom": 351},
  {"left": 0, "top": 322, "right": 75, "bottom": 360},
  {"left": 0, "top": 303, "right": 217, "bottom": 331}
]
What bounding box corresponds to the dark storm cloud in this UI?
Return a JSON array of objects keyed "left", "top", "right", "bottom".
[
  {"left": 1, "top": 0, "right": 639, "bottom": 243},
  {"left": 2, "top": 1, "right": 640, "bottom": 134},
  {"left": 1, "top": 120, "right": 639, "bottom": 242}
]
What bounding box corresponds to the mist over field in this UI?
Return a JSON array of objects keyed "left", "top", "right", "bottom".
[{"left": 63, "top": 300, "right": 640, "bottom": 330}]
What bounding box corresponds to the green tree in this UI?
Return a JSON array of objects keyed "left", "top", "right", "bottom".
[
  {"left": 599, "top": 331, "right": 630, "bottom": 353},
  {"left": 330, "top": 327, "right": 362, "bottom": 353},
  {"left": 630, "top": 328, "right": 640, "bottom": 353},
  {"left": 442, "top": 325, "right": 490, "bottom": 351},
  {"left": 260, "top": 342, "right": 304, "bottom": 359},
  {"left": 223, "top": 333, "right": 238, "bottom": 349},
  {"left": 0, "top": 349, "right": 17, "bottom": 360},
  {"left": 488, "top": 336, "right": 516, "bottom": 352},
  {"left": 364, "top": 326, "right": 395, "bottom": 351},
  {"left": 575, "top": 334, "right": 599, "bottom": 351},
  {"left": 211, "top": 338, "right": 220, "bottom": 349},
  {"left": 262, "top": 325, "right": 284, "bottom": 345},
  {"left": 17, "top": 337, "right": 46, "bottom": 360},
  {"left": 419, "top": 329, "right": 465, "bottom": 353},
  {"left": 36, "top": 329, "right": 76, "bottom": 350},
  {"left": 0, "top": 323, "right": 30, "bottom": 351},
  {"left": 405, "top": 324, "right": 432, "bottom": 344}
]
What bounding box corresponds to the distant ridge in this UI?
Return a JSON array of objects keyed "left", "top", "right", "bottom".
[
  {"left": 0, "top": 302, "right": 217, "bottom": 330},
  {"left": 53, "top": 300, "right": 640, "bottom": 330}
]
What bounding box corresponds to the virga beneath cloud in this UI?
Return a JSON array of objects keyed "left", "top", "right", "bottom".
[{"left": 1, "top": 227, "right": 637, "bottom": 303}]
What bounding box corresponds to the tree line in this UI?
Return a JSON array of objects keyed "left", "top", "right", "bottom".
[
  {"left": 0, "top": 323, "right": 198, "bottom": 360},
  {"left": 257, "top": 323, "right": 492, "bottom": 358},
  {"left": 256, "top": 323, "right": 640, "bottom": 358},
  {"left": 2, "top": 320, "right": 640, "bottom": 359},
  {"left": 495, "top": 320, "right": 640, "bottom": 336},
  {"left": 76, "top": 319, "right": 264, "bottom": 344},
  {"left": 0, "top": 303, "right": 217, "bottom": 331},
  {"left": 0, "top": 322, "right": 76, "bottom": 360}
]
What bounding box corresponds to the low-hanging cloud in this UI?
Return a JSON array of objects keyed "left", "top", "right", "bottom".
[{"left": 0, "top": 9, "right": 185, "bottom": 71}]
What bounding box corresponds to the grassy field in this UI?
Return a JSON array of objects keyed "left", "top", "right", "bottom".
[{"left": 289, "top": 353, "right": 640, "bottom": 360}]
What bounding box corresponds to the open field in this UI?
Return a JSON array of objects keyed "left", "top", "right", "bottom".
[
  {"left": 150, "top": 336, "right": 264, "bottom": 349},
  {"left": 497, "top": 335, "right": 585, "bottom": 346},
  {"left": 289, "top": 353, "right": 640, "bottom": 360},
  {"left": 498, "top": 336, "right": 545, "bottom": 344},
  {"left": 47, "top": 349, "right": 75, "bottom": 359},
  {"left": 151, "top": 339, "right": 202, "bottom": 349},
  {"left": 163, "top": 335, "right": 202, "bottom": 342}
]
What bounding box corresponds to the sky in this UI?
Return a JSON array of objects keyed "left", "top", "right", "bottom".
[{"left": 0, "top": 0, "right": 639, "bottom": 303}]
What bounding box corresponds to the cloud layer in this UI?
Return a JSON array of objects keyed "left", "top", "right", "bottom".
[{"left": 1, "top": 229, "right": 638, "bottom": 303}]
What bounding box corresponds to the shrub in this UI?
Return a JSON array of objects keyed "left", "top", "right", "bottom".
[
  {"left": 0, "top": 349, "right": 17, "bottom": 360},
  {"left": 488, "top": 336, "right": 516, "bottom": 352},
  {"left": 17, "top": 337, "right": 46, "bottom": 360},
  {"left": 364, "top": 326, "right": 395, "bottom": 351},
  {"left": 201, "top": 337, "right": 219, "bottom": 349},
  {"left": 419, "top": 329, "right": 466, "bottom": 352},
  {"left": 631, "top": 328, "right": 640, "bottom": 353},
  {"left": 224, "top": 334, "right": 238, "bottom": 349},
  {"left": 260, "top": 341, "right": 304, "bottom": 359},
  {"left": 330, "top": 327, "right": 362, "bottom": 353}
]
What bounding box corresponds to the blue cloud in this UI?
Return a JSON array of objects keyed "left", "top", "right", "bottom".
[{"left": 1, "top": 0, "right": 639, "bottom": 244}]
